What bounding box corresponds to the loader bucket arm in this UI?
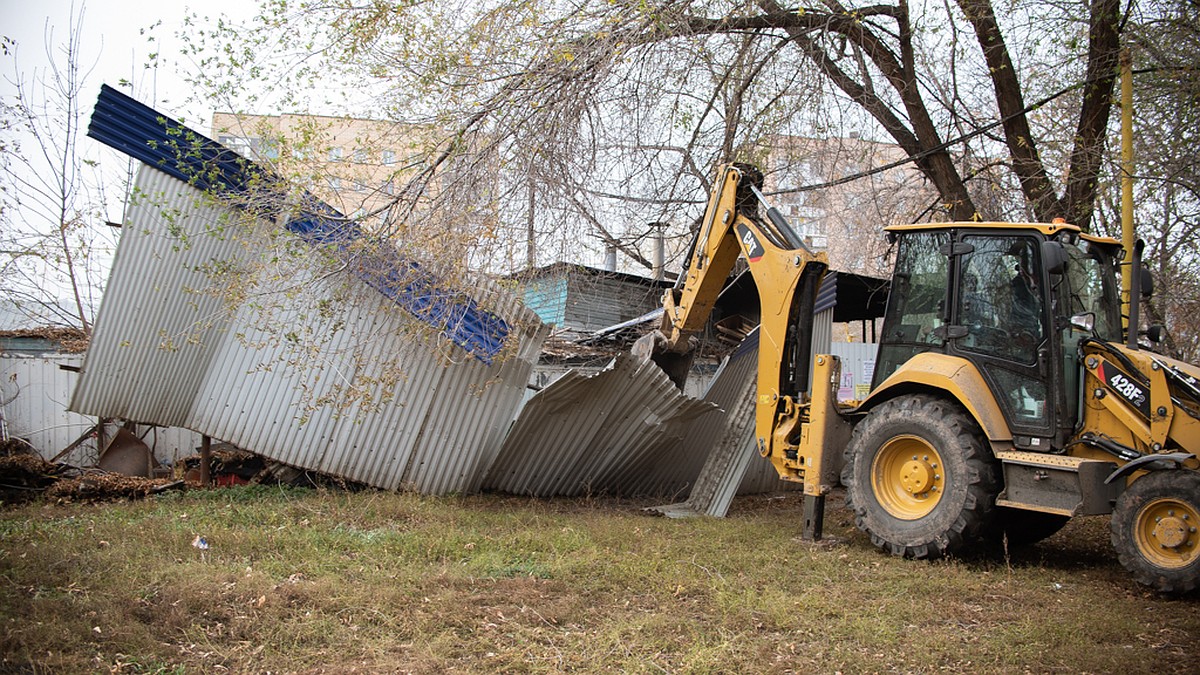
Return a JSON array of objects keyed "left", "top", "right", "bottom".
[{"left": 641, "top": 163, "right": 829, "bottom": 487}]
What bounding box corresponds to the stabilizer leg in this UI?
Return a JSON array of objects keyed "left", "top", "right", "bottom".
[{"left": 802, "top": 494, "right": 825, "bottom": 541}]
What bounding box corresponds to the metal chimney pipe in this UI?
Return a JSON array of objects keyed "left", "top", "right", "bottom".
[
  {"left": 604, "top": 246, "right": 617, "bottom": 272},
  {"left": 652, "top": 222, "right": 665, "bottom": 281}
]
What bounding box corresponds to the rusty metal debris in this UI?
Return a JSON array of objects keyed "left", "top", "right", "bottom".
[{"left": 97, "top": 428, "right": 158, "bottom": 478}]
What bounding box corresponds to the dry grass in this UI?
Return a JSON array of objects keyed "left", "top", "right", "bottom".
[{"left": 1, "top": 485, "right": 1197, "bottom": 673}]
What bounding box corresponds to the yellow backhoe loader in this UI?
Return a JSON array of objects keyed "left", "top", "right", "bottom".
[{"left": 638, "top": 163, "right": 1200, "bottom": 593}]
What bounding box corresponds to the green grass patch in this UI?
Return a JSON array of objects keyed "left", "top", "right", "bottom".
[{"left": 1, "top": 486, "right": 1196, "bottom": 673}]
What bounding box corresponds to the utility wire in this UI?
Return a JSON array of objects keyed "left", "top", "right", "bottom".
[
  {"left": 767, "top": 79, "right": 1085, "bottom": 196},
  {"left": 767, "top": 66, "right": 1173, "bottom": 197}
]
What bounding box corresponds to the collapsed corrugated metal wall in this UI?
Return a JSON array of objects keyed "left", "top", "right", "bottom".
[
  {"left": 483, "top": 353, "right": 718, "bottom": 496},
  {"left": 642, "top": 330, "right": 795, "bottom": 497},
  {"left": 482, "top": 332, "right": 796, "bottom": 500},
  {"left": 71, "top": 165, "right": 547, "bottom": 493},
  {"left": 71, "top": 84, "right": 841, "bottom": 502},
  {"left": 74, "top": 85, "right": 553, "bottom": 496}
]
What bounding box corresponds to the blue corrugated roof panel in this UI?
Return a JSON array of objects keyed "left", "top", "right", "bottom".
[{"left": 87, "top": 84, "right": 508, "bottom": 363}]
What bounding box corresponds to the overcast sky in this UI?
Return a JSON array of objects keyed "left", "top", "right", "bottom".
[
  {"left": 1, "top": 0, "right": 257, "bottom": 127},
  {"left": 1, "top": 1, "right": 262, "bottom": 326}
]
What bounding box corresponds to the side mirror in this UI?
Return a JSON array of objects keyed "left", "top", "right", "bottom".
[
  {"left": 1042, "top": 240, "right": 1068, "bottom": 275},
  {"left": 1070, "top": 312, "right": 1095, "bottom": 333},
  {"left": 1144, "top": 324, "right": 1163, "bottom": 343},
  {"left": 1140, "top": 267, "right": 1154, "bottom": 299}
]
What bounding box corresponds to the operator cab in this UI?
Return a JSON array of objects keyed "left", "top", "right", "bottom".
[{"left": 872, "top": 222, "right": 1124, "bottom": 450}]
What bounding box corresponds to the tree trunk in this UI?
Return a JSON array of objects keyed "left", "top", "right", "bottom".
[{"left": 958, "top": 0, "right": 1066, "bottom": 223}]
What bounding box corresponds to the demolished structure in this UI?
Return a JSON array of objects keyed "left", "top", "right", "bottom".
[{"left": 68, "top": 85, "right": 799, "bottom": 506}]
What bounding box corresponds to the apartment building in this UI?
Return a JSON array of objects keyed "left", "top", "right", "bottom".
[
  {"left": 763, "top": 134, "right": 936, "bottom": 277},
  {"left": 210, "top": 111, "right": 435, "bottom": 222}
]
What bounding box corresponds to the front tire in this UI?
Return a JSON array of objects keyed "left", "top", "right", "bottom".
[
  {"left": 842, "top": 394, "right": 999, "bottom": 559},
  {"left": 1111, "top": 470, "right": 1200, "bottom": 593}
]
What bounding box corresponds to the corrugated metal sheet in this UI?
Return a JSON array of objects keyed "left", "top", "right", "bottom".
[
  {"left": 482, "top": 353, "right": 718, "bottom": 496},
  {"left": 1, "top": 353, "right": 204, "bottom": 463},
  {"left": 87, "top": 84, "right": 510, "bottom": 364},
  {"left": 564, "top": 275, "right": 662, "bottom": 333},
  {"left": 829, "top": 342, "right": 879, "bottom": 401},
  {"left": 618, "top": 332, "right": 754, "bottom": 502},
  {"left": 485, "top": 330, "right": 800, "bottom": 501},
  {"left": 811, "top": 308, "right": 834, "bottom": 357},
  {"left": 70, "top": 166, "right": 548, "bottom": 493},
  {"left": 710, "top": 332, "right": 798, "bottom": 496},
  {"left": 626, "top": 330, "right": 795, "bottom": 499},
  {"left": 645, "top": 348, "right": 761, "bottom": 518},
  {"left": 814, "top": 271, "right": 837, "bottom": 314},
  {"left": 2, "top": 353, "right": 91, "bottom": 461},
  {"left": 631, "top": 307, "right": 842, "bottom": 503},
  {"left": 88, "top": 85, "right": 261, "bottom": 196}
]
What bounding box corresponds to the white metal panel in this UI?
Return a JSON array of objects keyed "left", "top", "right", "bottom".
[
  {"left": 483, "top": 353, "right": 718, "bottom": 497},
  {"left": 2, "top": 353, "right": 91, "bottom": 460},
  {"left": 829, "top": 341, "right": 880, "bottom": 401},
  {"left": 71, "top": 165, "right": 547, "bottom": 493},
  {"left": 1, "top": 352, "right": 205, "bottom": 464}
]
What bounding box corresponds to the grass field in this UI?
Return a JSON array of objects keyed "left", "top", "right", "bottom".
[{"left": 1, "top": 485, "right": 1197, "bottom": 673}]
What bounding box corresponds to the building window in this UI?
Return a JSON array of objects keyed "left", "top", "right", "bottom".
[
  {"left": 382, "top": 150, "right": 396, "bottom": 165},
  {"left": 328, "top": 147, "right": 343, "bottom": 162},
  {"left": 329, "top": 177, "right": 341, "bottom": 190},
  {"left": 354, "top": 148, "right": 367, "bottom": 164},
  {"left": 218, "top": 135, "right": 259, "bottom": 158}
]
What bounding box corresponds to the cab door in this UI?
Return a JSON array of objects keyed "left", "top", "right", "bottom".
[{"left": 948, "top": 232, "right": 1059, "bottom": 447}]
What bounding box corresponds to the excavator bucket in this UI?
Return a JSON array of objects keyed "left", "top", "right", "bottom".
[{"left": 631, "top": 329, "right": 696, "bottom": 391}]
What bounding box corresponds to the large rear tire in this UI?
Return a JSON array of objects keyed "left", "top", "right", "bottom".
[
  {"left": 842, "top": 394, "right": 999, "bottom": 559},
  {"left": 1111, "top": 470, "right": 1200, "bottom": 593}
]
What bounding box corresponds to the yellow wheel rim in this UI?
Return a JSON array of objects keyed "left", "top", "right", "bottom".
[
  {"left": 870, "top": 435, "right": 945, "bottom": 520},
  {"left": 1134, "top": 497, "right": 1199, "bottom": 569}
]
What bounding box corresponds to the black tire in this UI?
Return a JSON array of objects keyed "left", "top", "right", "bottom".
[
  {"left": 986, "top": 507, "right": 1070, "bottom": 547},
  {"left": 1110, "top": 470, "right": 1200, "bottom": 594},
  {"left": 842, "top": 394, "right": 1000, "bottom": 559}
]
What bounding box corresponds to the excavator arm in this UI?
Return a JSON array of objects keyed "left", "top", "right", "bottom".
[{"left": 636, "top": 164, "right": 836, "bottom": 533}]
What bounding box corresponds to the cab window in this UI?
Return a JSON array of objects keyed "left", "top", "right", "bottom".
[
  {"left": 873, "top": 231, "right": 949, "bottom": 387},
  {"left": 956, "top": 235, "right": 1044, "bottom": 364},
  {"left": 1063, "top": 240, "right": 1122, "bottom": 342}
]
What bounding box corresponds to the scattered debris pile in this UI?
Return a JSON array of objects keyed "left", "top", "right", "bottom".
[
  {"left": 538, "top": 335, "right": 620, "bottom": 362},
  {"left": 1, "top": 437, "right": 180, "bottom": 505},
  {"left": 178, "top": 445, "right": 366, "bottom": 491},
  {"left": 0, "top": 440, "right": 68, "bottom": 504},
  {"left": 181, "top": 444, "right": 266, "bottom": 486},
  {"left": 43, "top": 474, "right": 184, "bottom": 504},
  {"left": 1, "top": 431, "right": 372, "bottom": 506},
  {"left": 0, "top": 327, "right": 90, "bottom": 353}
]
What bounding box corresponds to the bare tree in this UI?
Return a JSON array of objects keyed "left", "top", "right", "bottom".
[
  {"left": 1096, "top": 0, "right": 1200, "bottom": 361},
  {"left": 181, "top": 1, "right": 1138, "bottom": 275},
  {"left": 1, "top": 5, "right": 115, "bottom": 331}
]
